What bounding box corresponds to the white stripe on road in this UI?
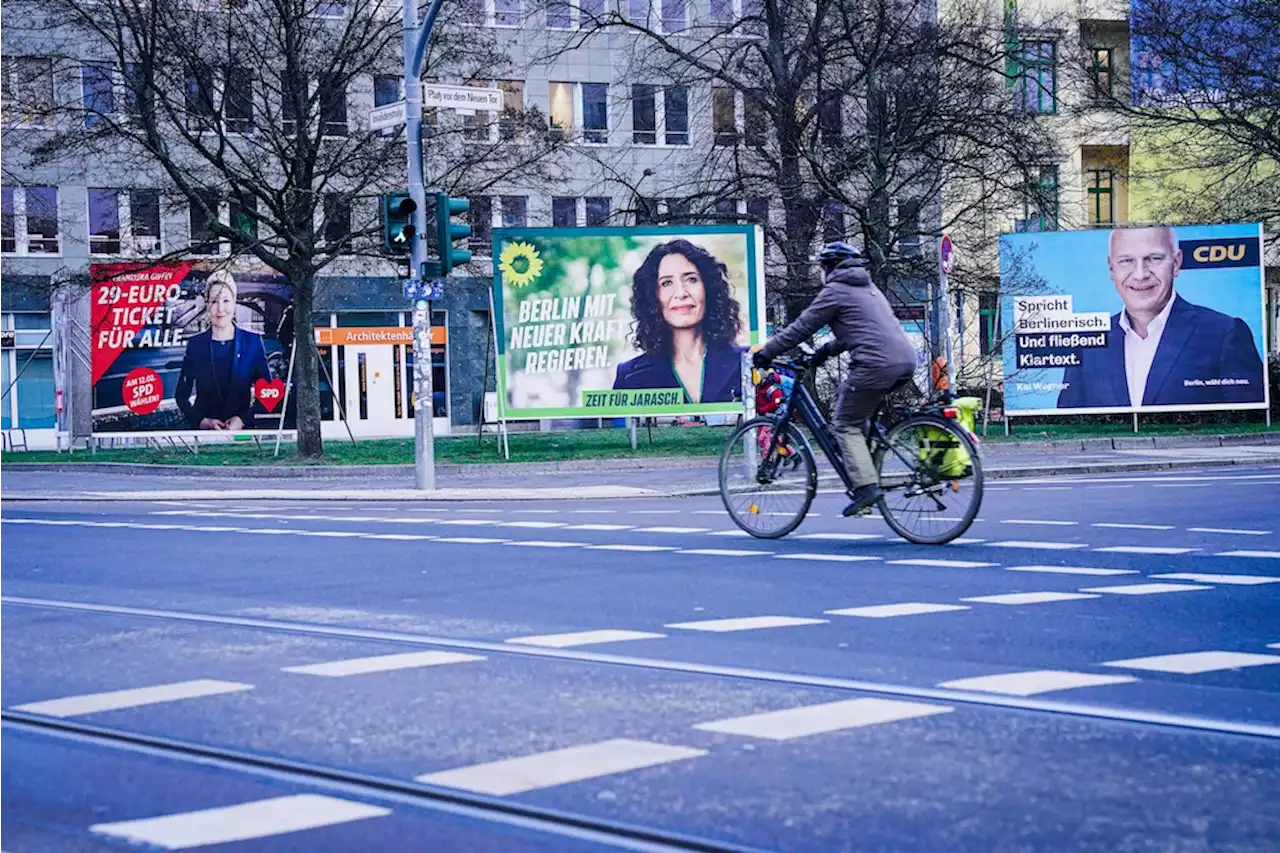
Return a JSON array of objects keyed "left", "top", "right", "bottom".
[
  {"left": 1151, "top": 572, "right": 1280, "bottom": 586},
  {"left": 506, "top": 630, "right": 666, "bottom": 648},
  {"left": 1092, "top": 523, "right": 1175, "bottom": 531},
  {"left": 888, "top": 558, "right": 998, "bottom": 568},
  {"left": 497, "top": 521, "right": 567, "bottom": 529},
  {"left": 13, "top": 679, "right": 252, "bottom": 718},
  {"left": 584, "top": 544, "right": 678, "bottom": 552},
  {"left": 1006, "top": 565, "right": 1137, "bottom": 577},
  {"left": 511, "top": 509, "right": 558, "bottom": 514},
  {"left": 707, "top": 529, "right": 752, "bottom": 537},
  {"left": 989, "top": 541, "right": 1088, "bottom": 550},
  {"left": 664, "top": 616, "right": 828, "bottom": 632},
  {"left": 91, "top": 794, "right": 390, "bottom": 849},
  {"left": 433, "top": 537, "right": 508, "bottom": 544},
  {"left": 567, "top": 510, "right": 617, "bottom": 514},
  {"left": 961, "top": 591, "right": 1100, "bottom": 606},
  {"left": 1094, "top": 545, "right": 1198, "bottom": 555},
  {"left": 693, "top": 697, "right": 951, "bottom": 741},
  {"left": 629, "top": 510, "right": 680, "bottom": 515},
  {"left": 634, "top": 526, "right": 710, "bottom": 534},
  {"left": 563, "top": 524, "right": 635, "bottom": 532},
  {"left": 282, "top": 651, "right": 484, "bottom": 677},
  {"left": 294, "top": 531, "right": 364, "bottom": 538},
  {"left": 1103, "top": 651, "right": 1280, "bottom": 674},
  {"left": 1001, "top": 520, "right": 1078, "bottom": 526},
  {"left": 795, "top": 533, "right": 882, "bottom": 541},
  {"left": 503, "top": 540, "right": 583, "bottom": 549},
  {"left": 1217, "top": 550, "right": 1280, "bottom": 559},
  {"left": 677, "top": 548, "right": 773, "bottom": 557},
  {"left": 825, "top": 602, "right": 969, "bottom": 618},
  {"left": 364, "top": 534, "right": 435, "bottom": 541},
  {"left": 774, "top": 553, "right": 880, "bottom": 563},
  {"left": 417, "top": 739, "right": 706, "bottom": 796},
  {"left": 938, "top": 670, "right": 1137, "bottom": 696},
  {"left": 1188, "top": 527, "right": 1272, "bottom": 536},
  {"left": 1080, "top": 583, "right": 1212, "bottom": 595},
  {"left": 435, "top": 519, "right": 503, "bottom": 526}
]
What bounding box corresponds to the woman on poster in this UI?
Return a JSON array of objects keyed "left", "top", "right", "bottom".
[
  {"left": 175, "top": 270, "right": 271, "bottom": 430},
  {"left": 613, "top": 239, "right": 745, "bottom": 404}
]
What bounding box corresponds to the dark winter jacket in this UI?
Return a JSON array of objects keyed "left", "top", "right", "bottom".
[{"left": 759, "top": 259, "right": 917, "bottom": 388}]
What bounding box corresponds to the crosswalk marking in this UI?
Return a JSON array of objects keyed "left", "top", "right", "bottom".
[
  {"left": 707, "top": 529, "right": 753, "bottom": 537},
  {"left": 1103, "top": 651, "right": 1280, "bottom": 674},
  {"left": 364, "top": 533, "right": 435, "bottom": 541},
  {"left": 634, "top": 526, "right": 710, "bottom": 534},
  {"left": 91, "top": 794, "right": 390, "bottom": 849},
  {"left": 937, "top": 670, "right": 1137, "bottom": 696},
  {"left": 1006, "top": 565, "right": 1136, "bottom": 576},
  {"left": 1188, "top": 527, "right": 1271, "bottom": 535},
  {"left": 989, "top": 541, "right": 1087, "bottom": 550},
  {"left": 693, "top": 697, "right": 951, "bottom": 741},
  {"left": 664, "top": 615, "right": 828, "bottom": 632},
  {"left": 435, "top": 519, "right": 503, "bottom": 526},
  {"left": 1002, "top": 519, "right": 1078, "bottom": 526},
  {"left": 888, "top": 558, "right": 997, "bottom": 568},
  {"left": 433, "top": 536, "right": 508, "bottom": 544},
  {"left": 1079, "top": 583, "right": 1211, "bottom": 595},
  {"left": 795, "top": 533, "right": 882, "bottom": 541},
  {"left": 1217, "top": 550, "right": 1280, "bottom": 559},
  {"left": 498, "top": 521, "right": 567, "bottom": 529},
  {"left": 1150, "top": 572, "right": 1280, "bottom": 586},
  {"left": 294, "top": 530, "right": 363, "bottom": 538},
  {"left": 563, "top": 524, "right": 635, "bottom": 531},
  {"left": 584, "top": 544, "right": 678, "bottom": 552},
  {"left": 825, "top": 602, "right": 969, "bottom": 618},
  {"left": 417, "top": 739, "right": 706, "bottom": 796},
  {"left": 282, "top": 651, "right": 484, "bottom": 677},
  {"left": 503, "top": 540, "right": 583, "bottom": 548},
  {"left": 506, "top": 629, "right": 666, "bottom": 648},
  {"left": 12, "top": 679, "right": 252, "bottom": 718},
  {"left": 1093, "top": 522, "right": 1175, "bottom": 531},
  {"left": 775, "top": 553, "right": 880, "bottom": 563},
  {"left": 1095, "top": 545, "right": 1198, "bottom": 555},
  {"left": 960, "top": 591, "right": 1100, "bottom": 606},
  {"left": 677, "top": 548, "right": 772, "bottom": 557}
]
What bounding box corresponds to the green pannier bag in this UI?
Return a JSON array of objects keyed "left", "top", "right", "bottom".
[{"left": 917, "top": 397, "right": 980, "bottom": 478}]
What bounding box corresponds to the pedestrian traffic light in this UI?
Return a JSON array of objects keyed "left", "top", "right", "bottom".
[
  {"left": 434, "top": 192, "right": 471, "bottom": 275},
  {"left": 382, "top": 193, "right": 417, "bottom": 254}
]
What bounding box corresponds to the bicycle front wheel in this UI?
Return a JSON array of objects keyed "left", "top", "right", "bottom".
[
  {"left": 719, "top": 417, "right": 817, "bottom": 539},
  {"left": 874, "top": 415, "right": 983, "bottom": 545}
]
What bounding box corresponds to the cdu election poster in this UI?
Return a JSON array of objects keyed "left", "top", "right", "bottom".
[
  {"left": 998, "top": 223, "right": 1268, "bottom": 415},
  {"left": 491, "top": 225, "right": 766, "bottom": 418}
]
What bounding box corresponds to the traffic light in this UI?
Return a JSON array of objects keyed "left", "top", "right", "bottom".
[
  {"left": 434, "top": 192, "right": 471, "bottom": 275},
  {"left": 382, "top": 193, "right": 417, "bottom": 254}
]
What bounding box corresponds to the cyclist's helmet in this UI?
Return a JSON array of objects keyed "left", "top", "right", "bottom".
[{"left": 814, "top": 241, "right": 863, "bottom": 269}]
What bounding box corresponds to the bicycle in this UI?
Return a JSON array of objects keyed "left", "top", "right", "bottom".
[{"left": 718, "top": 345, "right": 984, "bottom": 545}]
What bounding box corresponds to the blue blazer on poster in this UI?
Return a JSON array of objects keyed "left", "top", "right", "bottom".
[
  {"left": 175, "top": 327, "right": 272, "bottom": 428},
  {"left": 1057, "top": 295, "right": 1264, "bottom": 408},
  {"left": 613, "top": 345, "right": 745, "bottom": 404}
]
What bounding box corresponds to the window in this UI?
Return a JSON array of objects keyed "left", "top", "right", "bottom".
[
  {"left": 821, "top": 200, "right": 844, "bottom": 243},
  {"left": 323, "top": 194, "right": 352, "bottom": 247},
  {"left": 628, "top": 0, "right": 650, "bottom": 25},
  {"left": 315, "top": 0, "right": 345, "bottom": 17},
  {"left": 281, "top": 86, "right": 299, "bottom": 136},
  {"left": 632, "top": 84, "right": 656, "bottom": 145},
  {"left": 189, "top": 190, "right": 221, "bottom": 254},
  {"left": 82, "top": 63, "right": 114, "bottom": 128},
  {"left": 86, "top": 189, "right": 162, "bottom": 255},
  {"left": 582, "top": 83, "right": 607, "bottom": 143},
  {"left": 499, "top": 80, "right": 524, "bottom": 141},
  {"left": 1017, "top": 166, "right": 1059, "bottom": 232},
  {"left": 746, "top": 197, "right": 768, "bottom": 225},
  {"left": 2, "top": 189, "right": 16, "bottom": 254},
  {"left": 665, "top": 85, "right": 688, "bottom": 145},
  {"left": 469, "top": 196, "right": 493, "bottom": 254},
  {"left": 1089, "top": 48, "right": 1113, "bottom": 98},
  {"left": 88, "top": 189, "right": 122, "bottom": 255},
  {"left": 229, "top": 193, "right": 257, "bottom": 243},
  {"left": 185, "top": 68, "right": 216, "bottom": 130},
  {"left": 319, "top": 81, "right": 348, "bottom": 136},
  {"left": 897, "top": 198, "right": 921, "bottom": 256},
  {"left": 463, "top": 80, "right": 491, "bottom": 142},
  {"left": 500, "top": 196, "right": 527, "bottom": 228},
  {"left": 979, "top": 291, "right": 1002, "bottom": 356},
  {"left": 818, "top": 90, "right": 842, "bottom": 145},
  {"left": 661, "top": 0, "right": 686, "bottom": 32},
  {"left": 547, "top": 81, "right": 606, "bottom": 142},
  {"left": 743, "top": 91, "right": 765, "bottom": 146},
  {"left": 665, "top": 198, "right": 690, "bottom": 224},
  {"left": 374, "top": 75, "right": 401, "bottom": 107},
  {"left": 711, "top": 0, "right": 763, "bottom": 34},
  {"left": 552, "top": 197, "right": 577, "bottom": 227},
  {"left": 131, "top": 190, "right": 161, "bottom": 253},
  {"left": 713, "top": 88, "right": 737, "bottom": 145},
  {"left": 715, "top": 199, "right": 739, "bottom": 221},
  {"left": 225, "top": 66, "right": 254, "bottom": 133},
  {"left": 465, "top": 0, "right": 522, "bottom": 26},
  {"left": 2, "top": 57, "right": 55, "bottom": 127},
  {"left": 1086, "top": 168, "right": 1115, "bottom": 226},
  {"left": 548, "top": 81, "right": 573, "bottom": 140},
  {"left": 635, "top": 197, "right": 657, "bottom": 225},
  {"left": 14, "top": 351, "right": 56, "bottom": 429},
  {"left": 25, "top": 188, "right": 59, "bottom": 254},
  {"left": 547, "top": 0, "right": 604, "bottom": 28},
  {"left": 1017, "top": 41, "right": 1056, "bottom": 115},
  {"left": 586, "top": 197, "right": 610, "bottom": 226}
]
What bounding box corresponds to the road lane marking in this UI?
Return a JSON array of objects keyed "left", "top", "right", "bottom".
[
  {"left": 567, "top": 509, "right": 617, "bottom": 514},
  {"left": 282, "top": 650, "right": 484, "bottom": 677},
  {"left": 91, "top": 794, "right": 390, "bottom": 849},
  {"left": 888, "top": 558, "right": 998, "bottom": 568},
  {"left": 506, "top": 630, "right": 667, "bottom": 648},
  {"left": 293, "top": 530, "right": 363, "bottom": 538},
  {"left": 634, "top": 526, "right": 710, "bottom": 534},
  {"left": 1002, "top": 520, "right": 1078, "bottom": 526},
  {"left": 364, "top": 534, "right": 435, "bottom": 541},
  {"left": 433, "top": 537, "right": 509, "bottom": 544},
  {"left": 1217, "top": 550, "right": 1280, "bottom": 559},
  {"left": 12, "top": 679, "right": 252, "bottom": 718},
  {"left": 1103, "top": 651, "right": 1280, "bottom": 674},
  {"left": 693, "top": 697, "right": 951, "bottom": 741},
  {"left": 503, "top": 540, "right": 584, "bottom": 548},
  {"left": 775, "top": 553, "right": 880, "bottom": 562},
  {"left": 1092, "top": 523, "right": 1175, "bottom": 531},
  {"left": 795, "top": 533, "right": 882, "bottom": 541},
  {"left": 416, "top": 739, "right": 706, "bottom": 796},
  {"left": 511, "top": 509, "right": 558, "bottom": 514},
  {"left": 497, "top": 521, "right": 568, "bottom": 529},
  {"left": 1094, "top": 545, "right": 1199, "bottom": 555},
  {"left": 562, "top": 524, "right": 635, "bottom": 531},
  {"left": 584, "top": 544, "right": 678, "bottom": 552},
  {"left": 1150, "top": 572, "right": 1280, "bottom": 585},
  {"left": 677, "top": 548, "right": 773, "bottom": 557},
  {"left": 989, "top": 541, "right": 1087, "bottom": 550},
  {"left": 664, "top": 616, "right": 828, "bottom": 632},
  {"left": 938, "top": 671, "right": 1136, "bottom": 696},
  {"left": 825, "top": 603, "right": 969, "bottom": 618},
  {"left": 435, "top": 519, "right": 503, "bottom": 526},
  {"left": 707, "top": 529, "right": 752, "bottom": 537},
  {"left": 1188, "top": 527, "right": 1272, "bottom": 535},
  {"left": 629, "top": 510, "right": 680, "bottom": 515},
  {"left": 1080, "top": 583, "right": 1212, "bottom": 595},
  {"left": 1006, "top": 565, "right": 1137, "bottom": 576},
  {"left": 961, "top": 592, "right": 1100, "bottom": 606}
]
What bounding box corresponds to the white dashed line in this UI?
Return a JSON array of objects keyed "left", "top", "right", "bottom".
[
  {"left": 497, "top": 521, "right": 567, "bottom": 529},
  {"left": 584, "top": 544, "right": 678, "bottom": 552},
  {"left": 1216, "top": 550, "right": 1280, "bottom": 559},
  {"left": 562, "top": 524, "right": 635, "bottom": 532},
  {"left": 1080, "top": 583, "right": 1212, "bottom": 595},
  {"left": 433, "top": 537, "right": 508, "bottom": 545},
  {"left": 989, "top": 541, "right": 1088, "bottom": 551},
  {"left": 506, "top": 630, "right": 666, "bottom": 648},
  {"left": 888, "top": 558, "right": 998, "bottom": 568},
  {"left": 1150, "top": 572, "right": 1280, "bottom": 586},
  {"left": 693, "top": 697, "right": 951, "bottom": 740},
  {"left": 775, "top": 553, "right": 880, "bottom": 563},
  {"left": 1103, "top": 651, "right": 1280, "bottom": 674},
  {"left": 961, "top": 591, "right": 1100, "bottom": 606},
  {"left": 825, "top": 602, "right": 969, "bottom": 618},
  {"left": 502, "top": 540, "right": 583, "bottom": 549},
  {"left": 1001, "top": 520, "right": 1078, "bottom": 526},
  {"left": 794, "top": 533, "right": 882, "bottom": 541},
  {"left": 677, "top": 548, "right": 773, "bottom": 557},
  {"left": 634, "top": 526, "right": 710, "bottom": 534},
  {"left": 1094, "top": 545, "right": 1198, "bottom": 555},
  {"left": 13, "top": 679, "right": 252, "bottom": 718},
  {"left": 937, "top": 670, "right": 1137, "bottom": 696},
  {"left": 664, "top": 616, "right": 828, "bottom": 632},
  {"left": 1092, "top": 523, "right": 1175, "bottom": 531},
  {"left": 1006, "top": 565, "right": 1137, "bottom": 577},
  {"left": 283, "top": 650, "right": 484, "bottom": 677},
  {"left": 1188, "top": 527, "right": 1272, "bottom": 535}
]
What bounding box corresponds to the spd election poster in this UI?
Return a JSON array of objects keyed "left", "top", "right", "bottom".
[
  {"left": 90, "top": 262, "right": 295, "bottom": 434},
  {"left": 997, "top": 223, "right": 1268, "bottom": 415},
  {"left": 491, "top": 225, "right": 766, "bottom": 418}
]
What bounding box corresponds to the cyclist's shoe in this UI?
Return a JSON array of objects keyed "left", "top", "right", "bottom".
[{"left": 842, "top": 484, "right": 883, "bottom": 517}]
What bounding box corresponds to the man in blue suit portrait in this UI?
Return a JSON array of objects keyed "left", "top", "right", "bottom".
[{"left": 1057, "top": 226, "right": 1264, "bottom": 409}]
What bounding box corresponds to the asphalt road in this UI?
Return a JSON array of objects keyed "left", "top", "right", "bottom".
[{"left": 3, "top": 465, "right": 1280, "bottom": 851}]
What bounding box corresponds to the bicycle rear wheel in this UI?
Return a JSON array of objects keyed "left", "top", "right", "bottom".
[
  {"left": 874, "top": 415, "right": 983, "bottom": 545},
  {"left": 719, "top": 417, "right": 817, "bottom": 539}
]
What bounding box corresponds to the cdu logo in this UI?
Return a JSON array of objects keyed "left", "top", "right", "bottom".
[{"left": 1179, "top": 236, "right": 1260, "bottom": 269}]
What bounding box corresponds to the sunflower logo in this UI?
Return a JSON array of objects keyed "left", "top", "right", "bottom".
[{"left": 499, "top": 240, "right": 544, "bottom": 288}]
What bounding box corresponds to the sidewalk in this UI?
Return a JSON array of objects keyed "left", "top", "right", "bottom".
[{"left": 4, "top": 433, "right": 1279, "bottom": 501}]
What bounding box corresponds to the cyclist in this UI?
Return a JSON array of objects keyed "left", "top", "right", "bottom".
[{"left": 753, "top": 241, "right": 918, "bottom": 517}]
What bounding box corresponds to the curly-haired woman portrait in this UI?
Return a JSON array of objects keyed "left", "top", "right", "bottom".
[{"left": 612, "top": 239, "right": 746, "bottom": 403}]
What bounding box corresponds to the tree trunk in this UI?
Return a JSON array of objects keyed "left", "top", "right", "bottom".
[{"left": 292, "top": 267, "right": 324, "bottom": 458}]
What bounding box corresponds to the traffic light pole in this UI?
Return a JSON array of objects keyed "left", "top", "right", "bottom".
[{"left": 403, "top": 0, "right": 446, "bottom": 491}]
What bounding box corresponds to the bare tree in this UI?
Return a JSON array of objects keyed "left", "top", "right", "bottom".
[{"left": 6, "top": 0, "right": 562, "bottom": 456}]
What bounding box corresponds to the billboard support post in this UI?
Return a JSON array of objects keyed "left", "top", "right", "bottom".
[{"left": 273, "top": 343, "right": 298, "bottom": 457}]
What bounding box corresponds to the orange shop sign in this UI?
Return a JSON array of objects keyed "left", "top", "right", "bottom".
[{"left": 315, "top": 326, "right": 446, "bottom": 346}]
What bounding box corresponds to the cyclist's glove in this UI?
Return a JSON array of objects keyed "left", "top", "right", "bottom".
[
  {"left": 751, "top": 349, "right": 773, "bottom": 368},
  {"left": 813, "top": 341, "right": 843, "bottom": 365}
]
